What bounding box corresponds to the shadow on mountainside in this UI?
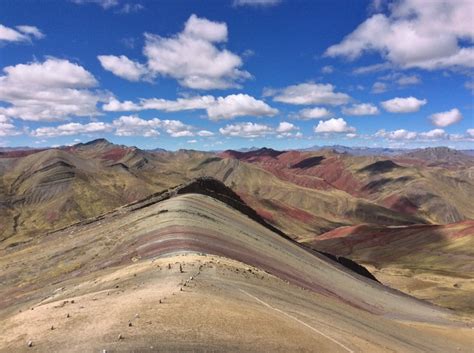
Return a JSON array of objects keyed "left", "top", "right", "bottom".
[
  {"left": 307, "top": 221, "right": 474, "bottom": 313},
  {"left": 359, "top": 160, "right": 404, "bottom": 175},
  {"left": 290, "top": 156, "right": 325, "bottom": 169},
  {"left": 307, "top": 223, "right": 473, "bottom": 277}
]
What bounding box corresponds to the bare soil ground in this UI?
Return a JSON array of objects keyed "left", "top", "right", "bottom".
[
  {"left": 1, "top": 254, "right": 473, "bottom": 353},
  {"left": 366, "top": 265, "right": 474, "bottom": 317}
]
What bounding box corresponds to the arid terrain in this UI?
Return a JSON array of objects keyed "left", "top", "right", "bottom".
[
  {"left": 1, "top": 141, "right": 473, "bottom": 352},
  {"left": 2, "top": 0, "right": 474, "bottom": 351}
]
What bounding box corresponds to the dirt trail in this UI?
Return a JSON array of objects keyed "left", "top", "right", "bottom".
[{"left": 1, "top": 254, "right": 472, "bottom": 353}]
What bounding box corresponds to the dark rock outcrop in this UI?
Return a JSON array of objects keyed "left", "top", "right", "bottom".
[{"left": 318, "top": 251, "right": 379, "bottom": 283}]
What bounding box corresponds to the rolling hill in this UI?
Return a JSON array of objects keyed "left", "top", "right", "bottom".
[
  {"left": 1, "top": 140, "right": 473, "bottom": 323},
  {"left": 0, "top": 178, "right": 472, "bottom": 352},
  {"left": 219, "top": 147, "right": 474, "bottom": 224},
  {"left": 1, "top": 140, "right": 430, "bottom": 244}
]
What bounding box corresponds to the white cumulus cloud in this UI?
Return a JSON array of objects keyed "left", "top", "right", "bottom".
[
  {"left": 295, "top": 107, "right": 332, "bottom": 120},
  {"left": 375, "top": 129, "right": 417, "bottom": 140},
  {"left": 161, "top": 120, "right": 195, "bottom": 137},
  {"left": 219, "top": 122, "right": 274, "bottom": 138},
  {"left": 419, "top": 128, "right": 447, "bottom": 139},
  {"left": 276, "top": 121, "right": 297, "bottom": 133},
  {"left": 206, "top": 94, "right": 278, "bottom": 120},
  {"left": 112, "top": 115, "right": 161, "bottom": 137},
  {"left": 429, "top": 108, "right": 463, "bottom": 127},
  {"left": 375, "top": 128, "right": 457, "bottom": 141},
  {"left": 219, "top": 121, "right": 302, "bottom": 139},
  {"left": 98, "top": 55, "right": 148, "bottom": 81},
  {"left": 97, "top": 15, "right": 250, "bottom": 89},
  {"left": 314, "top": 118, "right": 355, "bottom": 133},
  {"left": 0, "top": 115, "right": 21, "bottom": 136},
  {"left": 197, "top": 130, "right": 214, "bottom": 137},
  {"left": 342, "top": 103, "right": 379, "bottom": 116},
  {"left": 381, "top": 96, "right": 427, "bottom": 113},
  {"left": 276, "top": 121, "right": 301, "bottom": 138},
  {"left": 143, "top": 14, "right": 250, "bottom": 89},
  {"left": 0, "top": 23, "right": 44, "bottom": 43},
  {"left": 103, "top": 95, "right": 214, "bottom": 112},
  {"left": 0, "top": 58, "right": 105, "bottom": 121},
  {"left": 103, "top": 94, "right": 277, "bottom": 120},
  {"left": 396, "top": 74, "right": 421, "bottom": 86},
  {"left": 265, "top": 82, "right": 351, "bottom": 106},
  {"left": 325, "top": 1, "right": 474, "bottom": 70},
  {"left": 111, "top": 115, "right": 210, "bottom": 138},
  {"left": 31, "top": 122, "right": 112, "bottom": 137}
]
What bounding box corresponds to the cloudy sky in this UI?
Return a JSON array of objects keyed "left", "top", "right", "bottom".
[{"left": 1, "top": 0, "right": 473, "bottom": 150}]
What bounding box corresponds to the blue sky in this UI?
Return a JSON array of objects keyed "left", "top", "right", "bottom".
[{"left": 0, "top": 0, "right": 473, "bottom": 150}]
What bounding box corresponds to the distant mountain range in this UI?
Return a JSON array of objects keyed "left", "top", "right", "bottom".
[
  {"left": 301, "top": 144, "right": 474, "bottom": 156},
  {"left": 4, "top": 142, "right": 473, "bottom": 158}
]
